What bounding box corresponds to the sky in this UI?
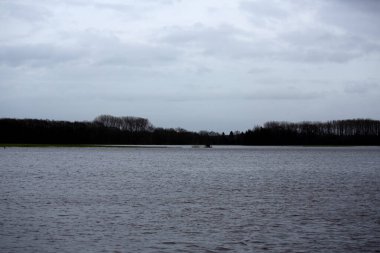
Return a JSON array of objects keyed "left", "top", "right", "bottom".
[{"left": 1, "top": 0, "right": 380, "bottom": 132}]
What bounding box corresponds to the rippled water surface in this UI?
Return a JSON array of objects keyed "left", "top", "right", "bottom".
[{"left": 1, "top": 146, "right": 380, "bottom": 252}]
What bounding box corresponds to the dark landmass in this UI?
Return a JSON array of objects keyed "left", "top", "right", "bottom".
[{"left": 1, "top": 115, "right": 379, "bottom": 146}]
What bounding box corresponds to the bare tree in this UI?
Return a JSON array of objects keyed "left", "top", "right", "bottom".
[{"left": 94, "top": 115, "right": 154, "bottom": 132}]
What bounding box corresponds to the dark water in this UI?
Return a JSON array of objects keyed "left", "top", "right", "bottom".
[{"left": 1, "top": 146, "right": 380, "bottom": 252}]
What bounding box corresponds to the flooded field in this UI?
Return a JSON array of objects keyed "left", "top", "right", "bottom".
[{"left": 1, "top": 146, "right": 379, "bottom": 252}]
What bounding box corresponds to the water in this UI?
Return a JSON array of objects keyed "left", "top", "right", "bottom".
[{"left": 1, "top": 146, "right": 379, "bottom": 252}]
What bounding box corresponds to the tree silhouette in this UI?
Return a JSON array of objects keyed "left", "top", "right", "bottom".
[{"left": 0, "top": 116, "right": 379, "bottom": 145}]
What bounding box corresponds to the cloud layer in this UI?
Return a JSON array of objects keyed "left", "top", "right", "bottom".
[{"left": 1, "top": 0, "right": 380, "bottom": 131}]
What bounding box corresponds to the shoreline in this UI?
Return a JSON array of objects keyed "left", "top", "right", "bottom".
[{"left": 1, "top": 144, "right": 379, "bottom": 148}]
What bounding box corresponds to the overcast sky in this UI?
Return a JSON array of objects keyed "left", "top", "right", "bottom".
[{"left": 1, "top": 0, "right": 379, "bottom": 132}]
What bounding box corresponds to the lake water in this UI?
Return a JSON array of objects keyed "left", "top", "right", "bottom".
[{"left": 1, "top": 146, "right": 380, "bottom": 252}]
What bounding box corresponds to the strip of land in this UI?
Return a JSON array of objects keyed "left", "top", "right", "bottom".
[{"left": 1, "top": 116, "right": 379, "bottom": 146}]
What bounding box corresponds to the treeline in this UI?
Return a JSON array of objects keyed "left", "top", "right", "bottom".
[
  {"left": 0, "top": 115, "right": 379, "bottom": 145},
  {"left": 94, "top": 115, "right": 153, "bottom": 132},
  {"left": 242, "top": 119, "right": 380, "bottom": 145}
]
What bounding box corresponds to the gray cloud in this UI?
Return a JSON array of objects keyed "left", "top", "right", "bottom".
[
  {"left": 278, "top": 31, "right": 380, "bottom": 63},
  {"left": 92, "top": 3, "right": 134, "bottom": 13},
  {"left": 0, "top": 0, "right": 379, "bottom": 131},
  {"left": 240, "top": 0, "right": 289, "bottom": 23},
  {"left": 319, "top": 0, "right": 380, "bottom": 38},
  {"left": 0, "top": 30, "right": 180, "bottom": 68},
  {"left": 0, "top": 44, "right": 83, "bottom": 67},
  {"left": 337, "top": 0, "right": 380, "bottom": 13},
  {"left": 247, "top": 67, "right": 271, "bottom": 74},
  {"left": 97, "top": 43, "right": 179, "bottom": 67},
  {"left": 244, "top": 88, "right": 325, "bottom": 100},
  {"left": 344, "top": 81, "right": 379, "bottom": 94},
  {"left": 50, "top": 0, "right": 180, "bottom": 14},
  {"left": 237, "top": 0, "right": 380, "bottom": 63},
  {"left": 160, "top": 22, "right": 379, "bottom": 63},
  {"left": 0, "top": 1, "right": 50, "bottom": 22},
  {"left": 160, "top": 24, "right": 275, "bottom": 60}
]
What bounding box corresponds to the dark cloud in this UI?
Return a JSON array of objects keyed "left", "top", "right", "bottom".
[
  {"left": 333, "top": 0, "right": 380, "bottom": 15},
  {"left": 319, "top": 0, "right": 380, "bottom": 39}
]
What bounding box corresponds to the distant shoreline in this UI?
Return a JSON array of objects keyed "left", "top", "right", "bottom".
[
  {"left": 1, "top": 144, "right": 379, "bottom": 148},
  {"left": 1, "top": 117, "right": 380, "bottom": 146}
]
